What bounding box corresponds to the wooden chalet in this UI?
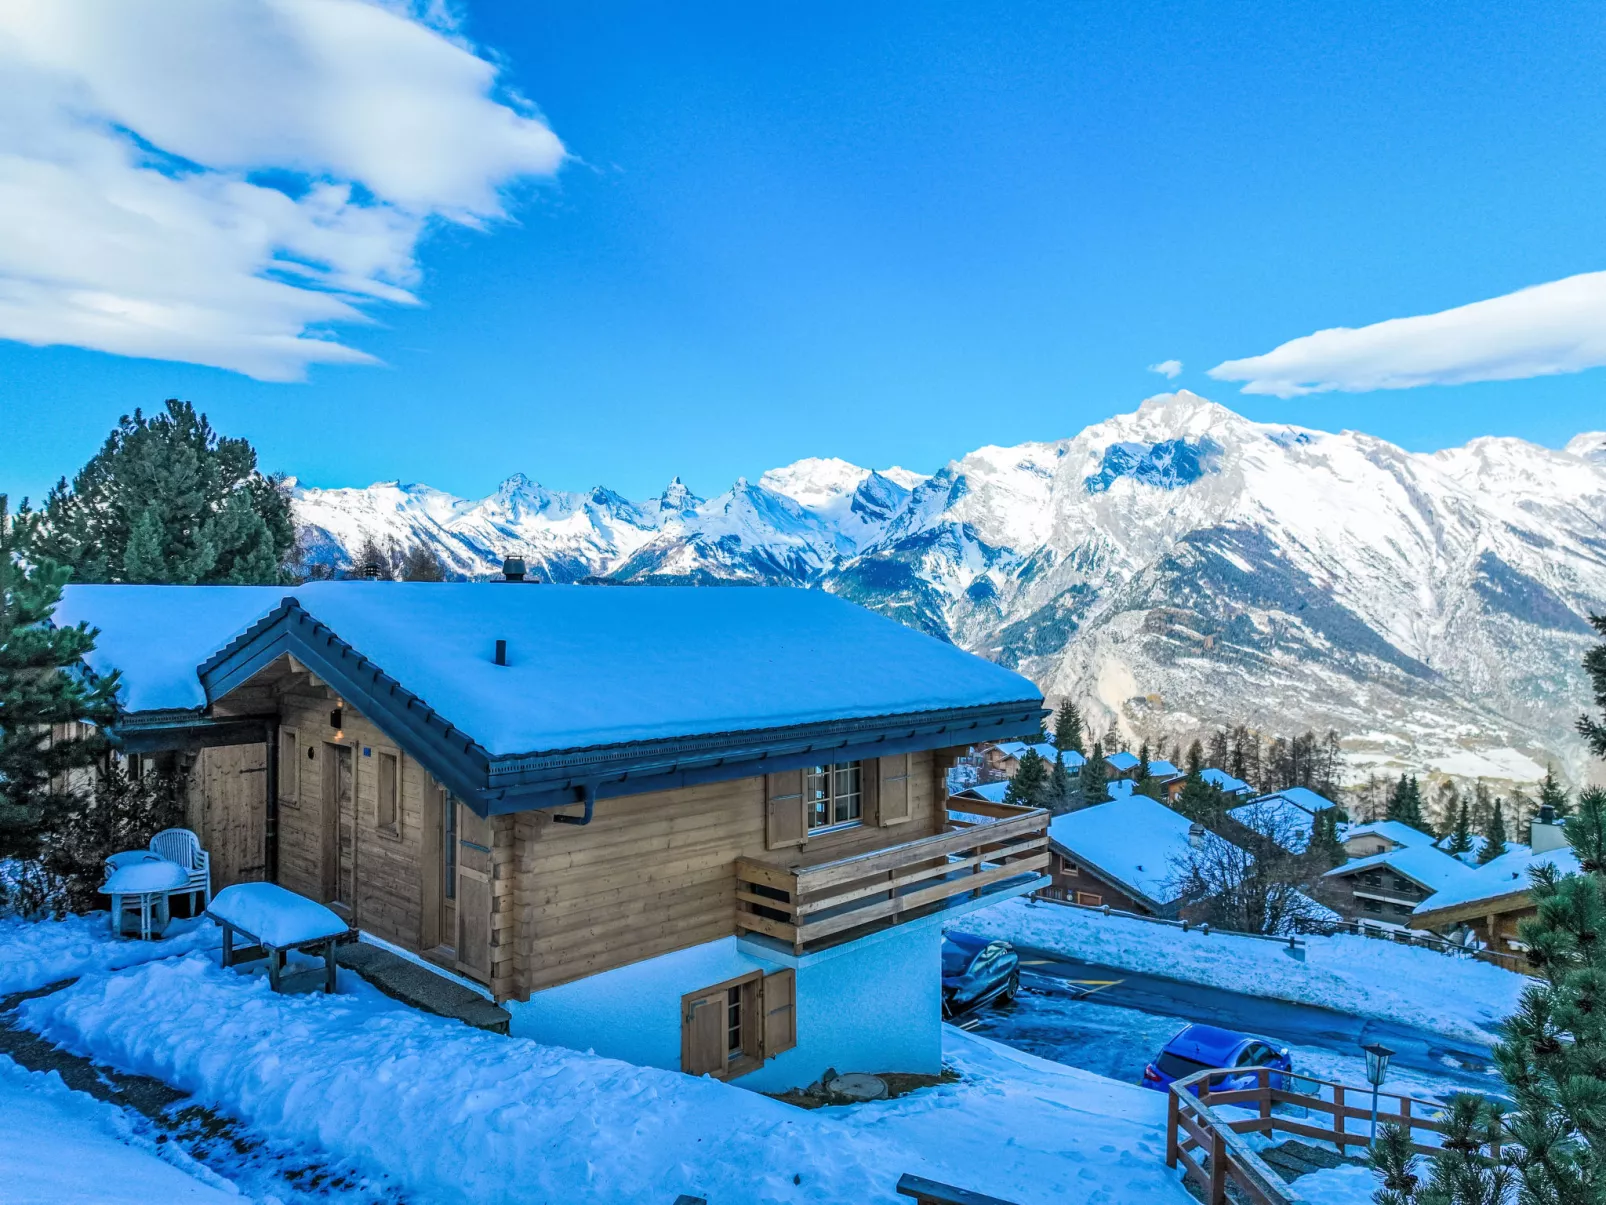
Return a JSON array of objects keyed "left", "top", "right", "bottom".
[{"left": 59, "top": 581, "right": 1050, "bottom": 1091}]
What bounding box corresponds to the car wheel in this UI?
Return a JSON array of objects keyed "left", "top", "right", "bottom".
[{"left": 1000, "top": 971, "right": 1019, "bottom": 1004}]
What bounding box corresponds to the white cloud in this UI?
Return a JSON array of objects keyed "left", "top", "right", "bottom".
[
  {"left": 0, "top": 0, "right": 564, "bottom": 381},
  {"left": 1147, "top": 359, "right": 1182, "bottom": 379},
  {"left": 1208, "top": 271, "right": 1606, "bottom": 398}
]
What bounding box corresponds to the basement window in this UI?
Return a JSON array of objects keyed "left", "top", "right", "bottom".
[
  {"left": 681, "top": 969, "right": 796, "bottom": 1080},
  {"left": 377, "top": 751, "right": 400, "bottom": 836}
]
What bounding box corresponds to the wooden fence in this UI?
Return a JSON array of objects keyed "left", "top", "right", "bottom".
[{"left": 1167, "top": 1066, "right": 1492, "bottom": 1205}]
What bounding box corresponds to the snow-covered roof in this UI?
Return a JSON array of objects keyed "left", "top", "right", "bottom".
[
  {"left": 1200, "top": 768, "right": 1253, "bottom": 796},
  {"left": 1344, "top": 820, "right": 1436, "bottom": 850},
  {"left": 1104, "top": 751, "right": 1140, "bottom": 772},
  {"left": 952, "top": 781, "right": 1011, "bottom": 804},
  {"left": 1047, "top": 796, "right": 1208, "bottom": 907},
  {"left": 995, "top": 740, "right": 1056, "bottom": 762},
  {"left": 1228, "top": 796, "right": 1318, "bottom": 852},
  {"left": 1324, "top": 845, "right": 1474, "bottom": 894},
  {"left": 59, "top": 583, "right": 1041, "bottom": 755},
  {"left": 1414, "top": 844, "right": 1582, "bottom": 916},
  {"left": 1147, "top": 759, "right": 1179, "bottom": 778},
  {"left": 1252, "top": 786, "right": 1335, "bottom": 815}
]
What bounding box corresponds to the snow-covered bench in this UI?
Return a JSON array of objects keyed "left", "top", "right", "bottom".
[{"left": 206, "top": 884, "right": 350, "bottom": 994}]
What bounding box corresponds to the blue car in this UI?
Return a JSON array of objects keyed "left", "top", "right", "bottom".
[
  {"left": 1141, "top": 1023, "right": 1292, "bottom": 1093},
  {"left": 941, "top": 932, "right": 1020, "bottom": 1018}
]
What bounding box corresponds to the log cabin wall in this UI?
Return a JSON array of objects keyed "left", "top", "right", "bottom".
[{"left": 507, "top": 752, "right": 941, "bottom": 999}]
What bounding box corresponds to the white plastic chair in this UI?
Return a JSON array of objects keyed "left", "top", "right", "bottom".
[{"left": 149, "top": 827, "right": 211, "bottom": 912}]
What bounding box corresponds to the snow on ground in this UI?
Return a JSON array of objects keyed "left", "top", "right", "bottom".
[
  {"left": 961, "top": 898, "right": 1527, "bottom": 1046},
  {"left": 1297, "top": 1164, "right": 1379, "bottom": 1204},
  {"left": 17, "top": 950, "right": 1194, "bottom": 1205},
  {"left": 0, "top": 1057, "right": 240, "bottom": 1204},
  {"left": 0, "top": 912, "right": 216, "bottom": 996}
]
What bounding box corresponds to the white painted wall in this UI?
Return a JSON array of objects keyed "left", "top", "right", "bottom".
[{"left": 504, "top": 921, "right": 944, "bottom": 1093}]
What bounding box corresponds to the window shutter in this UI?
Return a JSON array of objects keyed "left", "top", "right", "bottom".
[
  {"left": 878, "top": 754, "right": 912, "bottom": 826},
  {"left": 760, "top": 968, "right": 796, "bottom": 1058},
  {"left": 278, "top": 728, "right": 299, "bottom": 804},
  {"left": 682, "top": 988, "right": 727, "bottom": 1077},
  {"left": 765, "top": 769, "right": 807, "bottom": 849}
]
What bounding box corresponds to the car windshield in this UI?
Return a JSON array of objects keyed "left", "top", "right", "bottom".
[
  {"left": 941, "top": 944, "right": 974, "bottom": 974},
  {"left": 1156, "top": 1051, "right": 1216, "bottom": 1080}
]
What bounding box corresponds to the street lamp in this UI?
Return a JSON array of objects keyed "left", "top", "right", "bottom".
[{"left": 1362, "top": 1042, "right": 1394, "bottom": 1146}]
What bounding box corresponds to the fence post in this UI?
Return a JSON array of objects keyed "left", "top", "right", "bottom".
[
  {"left": 1259, "top": 1068, "right": 1272, "bottom": 1128},
  {"left": 1208, "top": 1127, "right": 1227, "bottom": 1205},
  {"left": 1333, "top": 1084, "right": 1346, "bottom": 1153}
]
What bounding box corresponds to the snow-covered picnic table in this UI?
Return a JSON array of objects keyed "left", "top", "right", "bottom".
[{"left": 206, "top": 883, "right": 349, "bottom": 994}]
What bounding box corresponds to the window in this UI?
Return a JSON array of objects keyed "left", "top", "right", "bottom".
[
  {"left": 279, "top": 729, "right": 299, "bottom": 805},
  {"left": 805, "top": 762, "right": 862, "bottom": 830},
  {"left": 1362, "top": 897, "right": 1382, "bottom": 912},
  {"left": 1075, "top": 891, "right": 1104, "bottom": 906},
  {"left": 377, "top": 751, "right": 400, "bottom": 835},
  {"left": 681, "top": 969, "right": 796, "bottom": 1080},
  {"left": 442, "top": 787, "right": 457, "bottom": 902}
]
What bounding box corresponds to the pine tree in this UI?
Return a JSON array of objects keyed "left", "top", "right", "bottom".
[
  {"left": 1371, "top": 1095, "right": 1511, "bottom": 1205},
  {"left": 1579, "top": 613, "right": 1606, "bottom": 758},
  {"left": 1047, "top": 752, "right": 1075, "bottom": 814},
  {"left": 1081, "top": 741, "right": 1108, "bottom": 807},
  {"left": 1005, "top": 747, "right": 1049, "bottom": 808},
  {"left": 0, "top": 496, "right": 121, "bottom": 862},
  {"left": 1308, "top": 807, "right": 1345, "bottom": 868},
  {"left": 1053, "top": 700, "right": 1085, "bottom": 756},
  {"left": 1137, "top": 741, "right": 1151, "bottom": 782},
  {"left": 1477, "top": 799, "right": 1508, "bottom": 866},
  {"left": 1444, "top": 798, "right": 1475, "bottom": 859},
  {"left": 400, "top": 544, "right": 447, "bottom": 582},
  {"left": 1186, "top": 739, "right": 1204, "bottom": 776},
  {"left": 1536, "top": 767, "right": 1570, "bottom": 818},
  {"left": 1387, "top": 774, "right": 1426, "bottom": 830},
  {"left": 36, "top": 400, "right": 293, "bottom": 585}
]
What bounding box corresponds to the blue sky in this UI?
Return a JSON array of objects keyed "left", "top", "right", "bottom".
[{"left": 2, "top": 1, "right": 1602, "bottom": 503}]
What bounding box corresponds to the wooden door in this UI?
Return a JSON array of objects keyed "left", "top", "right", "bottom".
[
  {"left": 455, "top": 802, "right": 492, "bottom": 982},
  {"left": 198, "top": 744, "right": 268, "bottom": 890},
  {"left": 322, "top": 744, "right": 355, "bottom": 910}
]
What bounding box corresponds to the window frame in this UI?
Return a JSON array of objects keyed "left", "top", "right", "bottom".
[
  {"left": 680, "top": 968, "right": 796, "bottom": 1081},
  {"left": 375, "top": 748, "right": 401, "bottom": 839},
  {"left": 804, "top": 761, "right": 864, "bottom": 834},
  {"left": 278, "top": 727, "right": 299, "bottom": 806},
  {"left": 1075, "top": 890, "right": 1103, "bottom": 906}
]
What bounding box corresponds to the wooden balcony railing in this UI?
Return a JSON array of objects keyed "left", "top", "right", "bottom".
[
  {"left": 734, "top": 800, "right": 1049, "bottom": 955},
  {"left": 1167, "top": 1065, "right": 1483, "bottom": 1205}
]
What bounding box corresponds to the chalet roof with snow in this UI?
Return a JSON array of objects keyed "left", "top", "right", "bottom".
[
  {"left": 1200, "top": 768, "right": 1253, "bottom": 796},
  {"left": 1323, "top": 845, "right": 1474, "bottom": 895},
  {"left": 1048, "top": 796, "right": 1230, "bottom": 911},
  {"left": 951, "top": 781, "right": 1011, "bottom": 805},
  {"left": 1413, "top": 844, "right": 1580, "bottom": 920},
  {"left": 1252, "top": 786, "right": 1335, "bottom": 815},
  {"left": 1146, "top": 759, "right": 1179, "bottom": 778},
  {"left": 1344, "top": 820, "right": 1437, "bottom": 851},
  {"left": 1228, "top": 795, "right": 1320, "bottom": 852},
  {"left": 1104, "top": 751, "right": 1140, "bottom": 773},
  {"left": 57, "top": 583, "right": 1044, "bottom": 814}
]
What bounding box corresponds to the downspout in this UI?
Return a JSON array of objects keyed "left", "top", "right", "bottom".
[
  {"left": 264, "top": 721, "right": 280, "bottom": 883},
  {"left": 551, "top": 782, "right": 596, "bottom": 826}
]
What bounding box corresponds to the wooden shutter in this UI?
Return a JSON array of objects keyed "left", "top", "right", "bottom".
[
  {"left": 681, "top": 988, "right": 726, "bottom": 1077},
  {"left": 278, "top": 728, "right": 298, "bottom": 805},
  {"left": 455, "top": 803, "right": 492, "bottom": 982},
  {"left": 765, "top": 769, "right": 807, "bottom": 849},
  {"left": 761, "top": 969, "right": 796, "bottom": 1058},
  {"left": 877, "top": 754, "right": 913, "bottom": 826}
]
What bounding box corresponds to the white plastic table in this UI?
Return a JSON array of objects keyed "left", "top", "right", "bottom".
[
  {"left": 101, "top": 857, "right": 189, "bottom": 940},
  {"left": 206, "top": 883, "right": 349, "bottom": 994}
]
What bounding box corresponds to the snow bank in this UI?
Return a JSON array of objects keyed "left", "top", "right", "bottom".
[
  {"left": 209, "top": 883, "right": 347, "bottom": 947},
  {"left": 0, "top": 912, "right": 215, "bottom": 996},
  {"left": 19, "top": 952, "right": 1192, "bottom": 1205},
  {"left": 0, "top": 1057, "right": 239, "bottom": 1203},
  {"left": 1295, "top": 1164, "right": 1378, "bottom": 1204},
  {"left": 960, "top": 898, "right": 1526, "bottom": 1045}
]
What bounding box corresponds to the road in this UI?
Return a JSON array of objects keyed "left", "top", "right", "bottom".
[{"left": 951, "top": 937, "right": 1504, "bottom": 1099}]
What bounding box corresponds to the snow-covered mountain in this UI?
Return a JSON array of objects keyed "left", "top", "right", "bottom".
[{"left": 292, "top": 393, "right": 1606, "bottom": 789}]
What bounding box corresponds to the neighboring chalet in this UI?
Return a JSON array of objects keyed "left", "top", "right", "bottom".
[
  {"left": 1341, "top": 820, "right": 1436, "bottom": 859},
  {"left": 58, "top": 582, "right": 1050, "bottom": 1092},
  {"left": 1412, "top": 810, "right": 1575, "bottom": 953},
  {"left": 1164, "top": 767, "right": 1254, "bottom": 805},
  {"left": 1042, "top": 795, "right": 1217, "bottom": 917},
  {"left": 1228, "top": 786, "right": 1336, "bottom": 852},
  {"left": 1103, "top": 750, "right": 1178, "bottom": 782},
  {"left": 981, "top": 740, "right": 1082, "bottom": 779},
  {"left": 1321, "top": 845, "right": 1472, "bottom": 927},
  {"left": 949, "top": 781, "right": 1011, "bottom": 808}
]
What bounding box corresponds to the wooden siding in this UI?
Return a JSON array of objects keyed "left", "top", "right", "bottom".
[
  {"left": 508, "top": 753, "right": 942, "bottom": 998},
  {"left": 185, "top": 743, "right": 267, "bottom": 890},
  {"left": 1042, "top": 850, "right": 1149, "bottom": 914}
]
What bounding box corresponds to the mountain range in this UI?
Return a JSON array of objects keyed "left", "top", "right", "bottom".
[{"left": 292, "top": 392, "right": 1606, "bottom": 791}]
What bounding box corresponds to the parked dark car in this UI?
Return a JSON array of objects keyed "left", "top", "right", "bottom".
[
  {"left": 1141, "top": 1023, "right": 1292, "bottom": 1093},
  {"left": 941, "top": 931, "right": 1020, "bottom": 1017}
]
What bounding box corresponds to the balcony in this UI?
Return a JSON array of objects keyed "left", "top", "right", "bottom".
[{"left": 734, "top": 799, "right": 1050, "bottom": 955}]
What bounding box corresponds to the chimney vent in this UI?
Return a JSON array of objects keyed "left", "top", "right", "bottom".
[
  {"left": 1531, "top": 806, "right": 1567, "bottom": 854},
  {"left": 1189, "top": 821, "right": 1206, "bottom": 850},
  {"left": 502, "top": 556, "right": 527, "bottom": 582},
  {"left": 494, "top": 639, "right": 507, "bottom": 667}
]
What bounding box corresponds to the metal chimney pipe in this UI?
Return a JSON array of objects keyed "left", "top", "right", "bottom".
[
  {"left": 502, "top": 556, "right": 527, "bottom": 582},
  {"left": 494, "top": 639, "right": 507, "bottom": 667}
]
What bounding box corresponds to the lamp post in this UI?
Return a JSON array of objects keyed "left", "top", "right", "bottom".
[{"left": 1363, "top": 1041, "right": 1394, "bottom": 1146}]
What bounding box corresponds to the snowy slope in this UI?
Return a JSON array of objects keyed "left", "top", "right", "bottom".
[{"left": 290, "top": 392, "right": 1606, "bottom": 785}]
